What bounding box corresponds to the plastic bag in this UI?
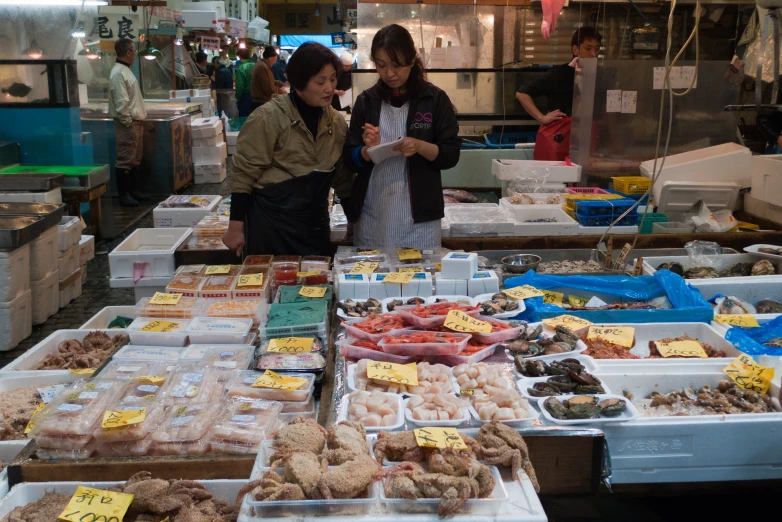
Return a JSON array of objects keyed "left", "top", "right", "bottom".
[
  {"left": 681, "top": 202, "right": 736, "bottom": 233},
  {"left": 508, "top": 179, "right": 566, "bottom": 194},
  {"left": 682, "top": 239, "right": 725, "bottom": 269},
  {"left": 725, "top": 315, "right": 782, "bottom": 357},
  {"left": 504, "top": 269, "right": 713, "bottom": 323}
]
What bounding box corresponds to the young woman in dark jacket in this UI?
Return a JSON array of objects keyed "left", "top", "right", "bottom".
[{"left": 343, "top": 24, "right": 460, "bottom": 248}]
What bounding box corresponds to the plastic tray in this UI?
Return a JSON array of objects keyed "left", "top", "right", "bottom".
[
  {"left": 260, "top": 301, "right": 329, "bottom": 338},
  {"left": 160, "top": 368, "right": 223, "bottom": 404},
  {"left": 473, "top": 293, "right": 526, "bottom": 319},
  {"left": 347, "top": 362, "right": 457, "bottom": 396},
  {"left": 257, "top": 352, "right": 327, "bottom": 376},
  {"left": 567, "top": 187, "right": 611, "bottom": 195},
  {"left": 338, "top": 393, "right": 404, "bottom": 431},
  {"left": 33, "top": 380, "right": 122, "bottom": 440},
  {"left": 342, "top": 315, "right": 407, "bottom": 343},
  {"left": 336, "top": 338, "right": 415, "bottom": 364},
  {"left": 537, "top": 394, "right": 641, "bottom": 425},
  {"left": 576, "top": 212, "right": 640, "bottom": 227},
  {"left": 225, "top": 371, "right": 316, "bottom": 402},
  {"left": 430, "top": 342, "right": 499, "bottom": 366},
  {"left": 203, "top": 299, "right": 266, "bottom": 326},
  {"left": 397, "top": 305, "right": 481, "bottom": 329},
  {"left": 613, "top": 176, "right": 652, "bottom": 195},
  {"left": 201, "top": 346, "right": 256, "bottom": 371},
  {"left": 111, "top": 345, "right": 185, "bottom": 363},
  {"left": 208, "top": 399, "right": 283, "bottom": 450},
  {"left": 512, "top": 353, "right": 599, "bottom": 378},
  {"left": 96, "top": 360, "right": 163, "bottom": 381},
  {"left": 79, "top": 306, "right": 137, "bottom": 330},
  {"left": 126, "top": 317, "right": 190, "bottom": 347},
  {"left": 516, "top": 375, "right": 612, "bottom": 400},
  {"left": 186, "top": 316, "right": 253, "bottom": 344},
  {"left": 468, "top": 399, "right": 540, "bottom": 426},
  {"left": 244, "top": 255, "right": 274, "bottom": 267},
  {"left": 165, "top": 275, "right": 205, "bottom": 297},
  {"left": 426, "top": 295, "right": 475, "bottom": 305},
  {"left": 470, "top": 318, "right": 523, "bottom": 343},
  {"left": 378, "top": 331, "right": 471, "bottom": 356},
  {"left": 149, "top": 402, "right": 221, "bottom": 443},
  {"left": 135, "top": 297, "right": 203, "bottom": 319},
  {"left": 403, "top": 396, "right": 471, "bottom": 427}
]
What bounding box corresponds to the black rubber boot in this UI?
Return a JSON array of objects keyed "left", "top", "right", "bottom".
[
  {"left": 129, "top": 166, "right": 150, "bottom": 202},
  {"left": 117, "top": 168, "right": 139, "bottom": 207}
]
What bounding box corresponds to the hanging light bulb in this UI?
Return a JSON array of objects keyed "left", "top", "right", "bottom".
[
  {"left": 24, "top": 39, "right": 44, "bottom": 59},
  {"left": 78, "top": 47, "right": 102, "bottom": 59},
  {"left": 225, "top": 36, "right": 232, "bottom": 45},
  {"left": 239, "top": 41, "right": 246, "bottom": 49},
  {"left": 71, "top": 22, "right": 86, "bottom": 38},
  {"left": 314, "top": 4, "right": 320, "bottom": 16},
  {"left": 174, "top": 27, "right": 184, "bottom": 46},
  {"left": 138, "top": 40, "right": 162, "bottom": 61},
  {"left": 174, "top": 38, "right": 183, "bottom": 46}
]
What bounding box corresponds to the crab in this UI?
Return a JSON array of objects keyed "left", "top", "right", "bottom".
[
  {"left": 373, "top": 430, "right": 480, "bottom": 466},
  {"left": 314, "top": 453, "right": 382, "bottom": 500},
  {"left": 475, "top": 420, "right": 539, "bottom": 492},
  {"left": 322, "top": 420, "right": 369, "bottom": 465},
  {"left": 269, "top": 450, "right": 325, "bottom": 497},
  {"left": 236, "top": 470, "right": 307, "bottom": 503},
  {"left": 270, "top": 417, "right": 328, "bottom": 455}
]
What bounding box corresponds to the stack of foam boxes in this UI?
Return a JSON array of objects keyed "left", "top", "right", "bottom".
[
  {"left": 29, "top": 223, "right": 59, "bottom": 331},
  {"left": 58, "top": 216, "right": 83, "bottom": 307},
  {"left": 226, "top": 131, "right": 238, "bottom": 157},
  {"left": 170, "top": 89, "right": 215, "bottom": 116},
  {"left": 436, "top": 252, "right": 500, "bottom": 298},
  {"left": 192, "top": 117, "right": 227, "bottom": 184},
  {"left": 0, "top": 242, "right": 32, "bottom": 350},
  {"left": 79, "top": 235, "right": 95, "bottom": 287}
]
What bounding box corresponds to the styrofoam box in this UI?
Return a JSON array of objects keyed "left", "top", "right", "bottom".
[
  {"left": 153, "top": 196, "right": 221, "bottom": 228},
  {"left": 750, "top": 154, "right": 782, "bottom": 206},
  {"left": 655, "top": 181, "right": 740, "bottom": 215},
  {"left": 191, "top": 117, "right": 222, "bottom": 139},
  {"left": 58, "top": 244, "right": 79, "bottom": 281},
  {"left": 194, "top": 166, "right": 227, "bottom": 185},
  {"left": 0, "top": 480, "right": 244, "bottom": 520},
  {"left": 0, "top": 441, "right": 25, "bottom": 499},
  {"left": 30, "top": 268, "right": 59, "bottom": 325},
  {"left": 0, "top": 244, "right": 29, "bottom": 302},
  {"left": 435, "top": 273, "right": 468, "bottom": 295},
  {"left": 57, "top": 216, "right": 81, "bottom": 252},
  {"left": 369, "top": 273, "right": 402, "bottom": 300},
  {"left": 194, "top": 162, "right": 226, "bottom": 176},
  {"left": 109, "top": 275, "right": 171, "bottom": 303},
  {"left": 512, "top": 208, "right": 579, "bottom": 237},
  {"left": 598, "top": 368, "right": 782, "bottom": 484},
  {"left": 468, "top": 270, "right": 500, "bottom": 297},
  {"left": 59, "top": 267, "right": 82, "bottom": 308},
  {"left": 28, "top": 225, "right": 57, "bottom": 281},
  {"left": 642, "top": 253, "right": 782, "bottom": 284},
  {"left": 181, "top": 9, "right": 221, "bottom": 29},
  {"left": 109, "top": 228, "right": 192, "bottom": 279},
  {"left": 228, "top": 145, "right": 237, "bottom": 156},
  {"left": 80, "top": 305, "right": 136, "bottom": 329},
  {"left": 402, "top": 272, "right": 434, "bottom": 298},
  {"left": 193, "top": 142, "right": 228, "bottom": 165},
  {"left": 226, "top": 131, "right": 239, "bottom": 146},
  {"left": 193, "top": 133, "right": 225, "bottom": 148},
  {"left": 445, "top": 206, "right": 515, "bottom": 237},
  {"left": 692, "top": 278, "right": 782, "bottom": 321},
  {"left": 0, "top": 188, "right": 61, "bottom": 204},
  {"left": 491, "top": 158, "right": 581, "bottom": 182},
  {"left": 500, "top": 195, "right": 564, "bottom": 211},
  {"left": 79, "top": 235, "right": 94, "bottom": 265},
  {"left": 578, "top": 225, "right": 639, "bottom": 236},
  {"left": 0, "top": 290, "right": 32, "bottom": 351},
  {"left": 127, "top": 317, "right": 190, "bottom": 347}
]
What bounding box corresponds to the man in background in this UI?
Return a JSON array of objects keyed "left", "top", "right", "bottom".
[
  {"left": 235, "top": 48, "right": 255, "bottom": 116},
  {"left": 271, "top": 49, "right": 288, "bottom": 84},
  {"left": 251, "top": 46, "right": 284, "bottom": 111},
  {"left": 332, "top": 51, "right": 353, "bottom": 111},
  {"left": 195, "top": 51, "right": 209, "bottom": 76},
  {"left": 108, "top": 37, "right": 149, "bottom": 207}
]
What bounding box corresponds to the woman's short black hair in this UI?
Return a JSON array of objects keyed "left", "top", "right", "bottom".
[
  {"left": 286, "top": 42, "right": 341, "bottom": 91},
  {"left": 371, "top": 24, "right": 427, "bottom": 101}
]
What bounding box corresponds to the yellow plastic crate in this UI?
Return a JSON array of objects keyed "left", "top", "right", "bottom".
[
  {"left": 613, "top": 176, "right": 651, "bottom": 195},
  {"left": 564, "top": 193, "right": 622, "bottom": 211},
  {"left": 562, "top": 205, "right": 577, "bottom": 219}
]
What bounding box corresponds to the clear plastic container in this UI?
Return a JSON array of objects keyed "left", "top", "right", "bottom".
[
  {"left": 470, "top": 318, "right": 523, "bottom": 343},
  {"left": 151, "top": 437, "right": 211, "bottom": 456},
  {"left": 111, "top": 345, "right": 185, "bottom": 363},
  {"left": 92, "top": 402, "right": 165, "bottom": 443},
  {"left": 178, "top": 344, "right": 215, "bottom": 362},
  {"left": 256, "top": 352, "right": 326, "bottom": 374},
  {"left": 165, "top": 274, "right": 205, "bottom": 297},
  {"left": 203, "top": 299, "right": 264, "bottom": 324},
  {"left": 175, "top": 264, "right": 206, "bottom": 276},
  {"left": 186, "top": 316, "right": 253, "bottom": 344},
  {"left": 334, "top": 253, "right": 388, "bottom": 265},
  {"left": 271, "top": 255, "right": 302, "bottom": 266},
  {"left": 33, "top": 380, "right": 122, "bottom": 439},
  {"left": 135, "top": 296, "right": 204, "bottom": 319},
  {"left": 160, "top": 368, "right": 224, "bottom": 404},
  {"left": 336, "top": 338, "right": 415, "bottom": 364},
  {"left": 260, "top": 302, "right": 328, "bottom": 338},
  {"left": 201, "top": 346, "right": 255, "bottom": 371},
  {"left": 126, "top": 317, "right": 191, "bottom": 347},
  {"left": 233, "top": 268, "right": 271, "bottom": 299},
  {"left": 277, "top": 285, "right": 332, "bottom": 303},
  {"left": 116, "top": 375, "right": 169, "bottom": 404},
  {"left": 149, "top": 402, "right": 220, "bottom": 443},
  {"left": 36, "top": 446, "right": 96, "bottom": 460},
  {"left": 225, "top": 371, "right": 315, "bottom": 402},
  {"left": 200, "top": 275, "right": 237, "bottom": 298},
  {"left": 431, "top": 342, "right": 499, "bottom": 366},
  {"left": 97, "top": 360, "right": 163, "bottom": 381},
  {"left": 280, "top": 391, "right": 315, "bottom": 413},
  {"left": 92, "top": 436, "right": 154, "bottom": 457},
  {"left": 258, "top": 336, "right": 325, "bottom": 355},
  {"left": 397, "top": 304, "right": 481, "bottom": 329},
  {"left": 244, "top": 255, "right": 273, "bottom": 267},
  {"left": 301, "top": 255, "right": 331, "bottom": 272},
  {"left": 336, "top": 262, "right": 392, "bottom": 274},
  {"left": 342, "top": 314, "right": 408, "bottom": 343},
  {"left": 208, "top": 399, "right": 283, "bottom": 452},
  {"left": 378, "top": 331, "right": 471, "bottom": 356}
]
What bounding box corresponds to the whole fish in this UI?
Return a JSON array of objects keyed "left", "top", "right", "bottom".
[
  {"left": 1, "top": 82, "right": 33, "bottom": 98},
  {"left": 442, "top": 189, "right": 478, "bottom": 203}
]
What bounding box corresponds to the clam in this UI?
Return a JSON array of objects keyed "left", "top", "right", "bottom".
[
  {"left": 547, "top": 375, "right": 577, "bottom": 392},
  {"left": 527, "top": 382, "right": 561, "bottom": 397},
  {"left": 543, "top": 397, "right": 569, "bottom": 419},
  {"left": 544, "top": 342, "right": 571, "bottom": 355},
  {"left": 756, "top": 300, "right": 782, "bottom": 314},
  {"left": 720, "top": 262, "right": 754, "bottom": 277},
  {"left": 565, "top": 403, "right": 601, "bottom": 419},
  {"left": 386, "top": 299, "right": 403, "bottom": 311},
  {"left": 657, "top": 262, "right": 684, "bottom": 276},
  {"left": 714, "top": 296, "right": 757, "bottom": 315},
  {"left": 752, "top": 259, "right": 776, "bottom": 276},
  {"left": 683, "top": 267, "right": 719, "bottom": 279},
  {"left": 575, "top": 384, "right": 606, "bottom": 394},
  {"left": 598, "top": 398, "right": 627, "bottom": 417},
  {"left": 565, "top": 395, "right": 598, "bottom": 408},
  {"left": 758, "top": 247, "right": 782, "bottom": 256}
]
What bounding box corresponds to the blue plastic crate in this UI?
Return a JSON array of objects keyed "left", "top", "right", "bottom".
[
  {"left": 607, "top": 188, "right": 650, "bottom": 205},
  {"left": 461, "top": 140, "right": 488, "bottom": 150},
  {"left": 484, "top": 132, "right": 538, "bottom": 148},
  {"left": 576, "top": 211, "right": 640, "bottom": 227},
  {"left": 575, "top": 198, "right": 637, "bottom": 216}
]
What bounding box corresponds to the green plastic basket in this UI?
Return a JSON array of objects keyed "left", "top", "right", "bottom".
[{"left": 637, "top": 213, "right": 668, "bottom": 234}]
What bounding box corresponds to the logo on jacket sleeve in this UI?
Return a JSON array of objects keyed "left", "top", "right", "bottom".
[{"left": 410, "top": 112, "right": 433, "bottom": 130}]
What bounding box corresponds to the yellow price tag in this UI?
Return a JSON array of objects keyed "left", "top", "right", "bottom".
[
  {"left": 24, "top": 402, "right": 45, "bottom": 435},
  {"left": 587, "top": 326, "right": 635, "bottom": 348},
  {"left": 542, "top": 315, "right": 593, "bottom": 330},
  {"left": 366, "top": 361, "right": 419, "bottom": 386},
  {"left": 714, "top": 314, "right": 760, "bottom": 328},
  {"left": 502, "top": 285, "right": 544, "bottom": 300},
  {"left": 102, "top": 408, "right": 147, "bottom": 430},
  {"left": 443, "top": 309, "right": 492, "bottom": 333},
  {"left": 434, "top": 263, "right": 442, "bottom": 271},
  {"left": 149, "top": 292, "right": 182, "bottom": 305},
  {"left": 236, "top": 273, "right": 263, "bottom": 287},
  {"left": 655, "top": 340, "right": 708, "bottom": 358},
  {"left": 723, "top": 354, "right": 774, "bottom": 394},
  {"left": 349, "top": 262, "right": 379, "bottom": 274},
  {"left": 397, "top": 248, "right": 422, "bottom": 261},
  {"left": 414, "top": 427, "right": 468, "bottom": 450},
  {"left": 59, "top": 486, "right": 135, "bottom": 522},
  {"left": 542, "top": 290, "right": 565, "bottom": 307},
  {"left": 251, "top": 370, "right": 307, "bottom": 390},
  {"left": 568, "top": 295, "right": 589, "bottom": 307},
  {"left": 358, "top": 249, "right": 380, "bottom": 255},
  {"left": 69, "top": 368, "right": 96, "bottom": 375},
  {"left": 135, "top": 375, "right": 167, "bottom": 385},
  {"left": 267, "top": 337, "right": 315, "bottom": 353},
  {"left": 382, "top": 272, "right": 416, "bottom": 284},
  {"left": 299, "top": 286, "right": 328, "bottom": 298},
  {"left": 296, "top": 270, "right": 322, "bottom": 278},
  {"left": 399, "top": 267, "right": 424, "bottom": 273},
  {"left": 140, "top": 320, "right": 180, "bottom": 333},
  {"left": 204, "top": 265, "right": 232, "bottom": 275}
]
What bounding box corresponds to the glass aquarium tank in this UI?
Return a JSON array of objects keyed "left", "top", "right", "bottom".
[{"left": 0, "top": 60, "right": 79, "bottom": 108}]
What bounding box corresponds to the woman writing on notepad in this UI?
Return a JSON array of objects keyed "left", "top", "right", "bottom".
[{"left": 343, "top": 24, "right": 460, "bottom": 248}]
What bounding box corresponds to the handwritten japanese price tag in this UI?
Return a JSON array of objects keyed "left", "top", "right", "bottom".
[
  {"left": 613, "top": 242, "right": 633, "bottom": 269},
  {"left": 397, "top": 248, "right": 422, "bottom": 261},
  {"left": 102, "top": 408, "right": 146, "bottom": 430},
  {"left": 723, "top": 354, "right": 774, "bottom": 394},
  {"left": 349, "top": 262, "right": 379, "bottom": 274},
  {"left": 434, "top": 263, "right": 442, "bottom": 271},
  {"left": 236, "top": 273, "right": 263, "bottom": 287},
  {"left": 367, "top": 361, "right": 419, "bottom": 386},
  {"left": 714, "top": 315, "right": 760, "bottom": 328},
  {"left": 542, "top": 290, "right": 565, "bottom": 307},
  {"left": 69, "top": 368, "right": 96, "bottom": 375},
  {"left": 24, "top": 402, "right": 45, "bottom": 435},
  {"left": 542, "top": 315, "right": 593, "bottom": 330},
  {"left": 655, "top": 340, "right": 708, "bottom": 358},
  {"left": 414, "top": 427, "right": 468, "bottom": 450},
  {"left": 204, "top": 265, "right": 232, "bottom": 275},
  {"left": 140, "top": 320, "right": 180, "bottom": 333},
  {"left": 383, "top": 272, "right": 415, "bottom": 284},
  {"left": 358, "top": 249, "right": 380, "bottom": 255},
  {"left": 587, "top": 326, "right": 635, "bottom": 348},
  {"left": 399, "top": 267, "right": 424, "bottom": 273},
  {"left": 296, "top": 270, "right": 322, "bottom": 278},
  {"left": 267, "top": 337, "right": 315, "bottom": 353},
  {"left": 568, "top": 295, "right": 589, "bottom": 307},
  {"left": 135, "top": 375, "right": 167, "bottom": 385},
  {"left": 299, "top": 286, "right": 327, "bottom": 298},
  {"left": 443, "top": 310, "right": 492, "bottom": 333},
  {"left": 149, "top": 292, "right": 182, "bottom": 305},
  {"left": 59, "top": 486, "right": 135, "bottom": 522},
  {"left": 252, "top": 370, "right": 307, "bottom": 390},
  {"left": 502, "top": 285, "right": 544, "bottom": 300}
]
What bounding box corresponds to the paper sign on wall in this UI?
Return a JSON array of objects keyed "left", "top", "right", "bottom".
[
  {"left": 621, "top": 91, "right": 637, "bottom": 114},
  {"left": 201, "top": 36, "right": 221, "bottom": 51},
  {"left": 606, "top": 90, "right": 622, "bottom": 113}
]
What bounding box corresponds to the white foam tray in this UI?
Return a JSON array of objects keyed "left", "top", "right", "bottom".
[
  {"left": 153, "top": 196, "right": 222, "bottom": 228},
  {"left": 517, "top": 375, "right": 611, "bottom": 400},
  {"left": 468, "top": 400, "right": 540, "bottom": 427},
  {"left": 642, "top": 253, "right": 782, "bottom": 284},
  {"left": 491, "top": 158, "right": 581, "bottom": 182},
  {"left": 402, "top": 396, "right": 471, "bottom": 427},
  {"left": 744, "top": 244, "right": 782, "bottom": 260},
  {"left": 513, "top": 353, "right": 599, "bottom": 379},
  {"left": 578, "top": 225, "right": 639, "bottom": 236},
  {"left": 692, "top": 278, "right": 782, "bottom": 323},
  {"left": 80, "top": 306, "right": 136, "bottom": 329},
  {"left": 512, "top": 208, "right": 579, "bottom": 237},
  {"left": 108, "top": 228, "right": 192, "bottom": 279},
  {"left": 504, "top": 323, "right": 588, "bottom": 362},
  {"left": 338, "top": 393, "right": 404, "bottom": 431},
  {"left": 537, "top": 394, "right": 640, "bottom": 426}
]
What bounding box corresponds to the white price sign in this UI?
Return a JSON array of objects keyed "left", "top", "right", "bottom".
[{"left": 201, "top": 36, "right": 221, "bottom": 51}]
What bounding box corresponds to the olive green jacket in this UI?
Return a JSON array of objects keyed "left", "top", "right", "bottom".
[{"left": 230, "top": 94, "right": 354, "bottom": 200}]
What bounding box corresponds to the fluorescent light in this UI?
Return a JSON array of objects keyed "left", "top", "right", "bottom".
[
  {"left": 0, "top": 1, "right": 108, "bottom": 5},
  {"left": 72, "top": 30, "right": 86, "bottom": 37}
]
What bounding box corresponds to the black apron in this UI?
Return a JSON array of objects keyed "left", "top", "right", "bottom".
[{"left": 246, "top": 168, "right": 336, "bottom": 256}]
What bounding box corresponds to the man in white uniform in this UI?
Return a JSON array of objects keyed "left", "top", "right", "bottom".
[{"left": 109, "top": 38, "right": 149, "bottom": 207}]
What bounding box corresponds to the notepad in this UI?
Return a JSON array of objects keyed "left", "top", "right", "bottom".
[{"left": 367, "top": 137, "right": 405, "bottom": 164}]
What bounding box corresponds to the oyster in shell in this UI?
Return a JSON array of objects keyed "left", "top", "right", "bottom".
[
  {"left": 720, "top": 262, "right": 754, "bottom": 277},
  {"left": 714, "top": 296, "right": 757, "bottom": 315},
  {"left": 752, "top": 259, "right": 776, "bottom": 276},
  {"left": 657, "top": 262, "right": 684, "bottom": 276},
  {"left": 756, "top": 300, "right": 782, "bottom": 314},
  {"left": 683, "top": 267, "right": 719, "bottom": 279}
]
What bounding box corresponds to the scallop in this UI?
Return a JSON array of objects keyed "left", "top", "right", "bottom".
[
  {"left": 361, "top": 413, "right": 382, "bottom": 426},
  {"left": 382, "top": 413, "right": 398, "bottom": 426}
]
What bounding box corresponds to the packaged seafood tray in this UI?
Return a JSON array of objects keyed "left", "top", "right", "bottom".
[
  {"left": 473, "top": 293, "right": 526, "bottom": 319},
  {"left": 257, "top": 352, "right": 327, "bottom": 380},
  {"left": 470, "top": 318, "right": 523, "bottom": 344},
  {"left": 111, "top": 344, "right": 185, "bottom": 363},
  {"left": 233, "top": 268, "right": 271, "bottom": 300},
  {"left": 397, "top": 302, "right": 481, "bottom": 329},
  {"left": 199, "top": 275, "right": 237, "bottom": 299},
  {"left": 32, "top": 380, "right": 122, "bottom": 441},
  {"left": 178, "top": 236, "right": 229, "bottom": 251},
  {"left": 116, "top": 375, "right": 169, "bottom": 404},
  {"left": 336, "top": 338, "right": 416, "bottom": 364},
  {"left": 270, "top": 255, "right": 301, "bottom": 267},
  {"left": 186, "top": 316, "right": 253, "bottom": 344},
  {"left": 575, "top": 211, "right": 639, "bottom": 227},
  {"left": 201, "top": 346, "right": 256, "bottom": 371},
  {"left": 338, "top": 392, "right": 405, "bottom": 431},
  {"left": 596, "top": 368, "right": 782, "bottom": 483},
  {"left": 378, "top": 331, "right": 471, "bottom": 356},
  {"left": 275, "top": 284, "right": 332, "bottom": 303},
  {"left": 402, "top": 395, "right": 471, "bottom": 427},
  {"left": 207, "top": 399, "right": 283, "bottom": 453},
  {"left": 574, "top": 198, "right": 637, "bottom": 216},
  {"left": 225, "top": 371, "right": 316, "bottom": 402},
  {"left": 259, "top": 301, "right": 329, "bottom": 338},
  {"left": 108, "top": 228, "right": 192, "bottom": 279},
  {"left": 334, "top": 252, "right": 389, "bottom": 265},
  {"left": 468, "top": 396, "right": 540, "bottom": 427},
  {"left": 126, "top": 317, "right": 191, "bottom": 347},
  {"left": 92, "top": 436, "right": 154, "bottom": 457},
  {"left": 91, "top": 401, "right": 165, "bottom": 443},
  {"left": 280, "top": 392, "right": 316, "bottom": 414},
  {"left": 643, "top": 253, "right": 782, "bottom": 283},
  {"left": 336, "top": 261, "right": 393, "bottom": 274},
  {"left": 500, "top": 194, "right": 565, "bottom": 209},
  {"left": 301, "top": 255, "right": 331, "bottom": 271},
  {"left": 135, "top": 297, "right": 204, "bottom": 319},
  {"left": 258, "top": 336, "right": 326, "bottom": 355},
  {"left": 430, "top": 342, "right": 499, "bottom": 366},
  {"left": 347, "top": 361, "right": 457, "bottom": 396},
  {"left": 96, "top": 360, "right": 165, "bottom": 381},
  {"left": 165, "top": 274, "right": 205, "bottom": 297},
  {"left": 192, "top": 214, "right": 230, "bottom": 237},
  {"left": 159, "top": 368, "right": 224, "bottom": 404},
  {"left": 149, "top": 401, "right": 221, "bottom": 444},
  {"left": 175, "top": 264, "right": 206, "bottom": 276},
  {"left": 244, "top": 255, "right": 274, "bottom": 267},
  {"left": 203, "top": 299, "right": 266, "bottom": 326},
  {"left": 537, "top": 394, "right": 640, "bottom": 425},
  {"left": 153, "top": 195, "right": 221, "bottom": 228}
]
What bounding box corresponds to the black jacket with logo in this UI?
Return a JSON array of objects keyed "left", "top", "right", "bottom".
[{"left": 342, "top": 82, "right": 461, "bottom": 224}]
